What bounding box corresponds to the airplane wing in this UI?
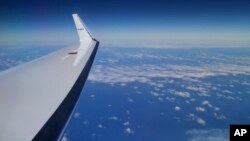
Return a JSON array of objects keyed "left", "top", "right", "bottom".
[{"left": 0, "top": 14, "right": 99, "bottom": 141}]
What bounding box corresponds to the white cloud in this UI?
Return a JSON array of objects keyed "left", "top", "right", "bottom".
[
  {"left": 196, "top": 118, "right": 206, "bottom": 126},
  {"left": 73, "top": 112, "right": 80, "bottom": 118},
  {"left": 169, "top": 89, "right": 191, "bottom": 98},
  {"left": 216, "top": 93, "right": 236, "bottom": 100},
  {"left": 186, "top": 129, "right": 228, "bottom": 141},
  {"left": 214, "top": 107, "right": 220, "bottom": 111},
  {"left": 190, "top": 98, "right": 196, "bottom": 102},
  {"left": 187, "top": 113, "right": 206, "bottom": 126},
  {"left": 213, "top": 113, "right": 227, "bottom": 120},
  {"left": 90, "top": 94, "right": 95, "bottom": 98},
  {"left": 128, "top": 97, "right": 134, "bottom": 103},
  {"left": 124, "top": 127, "right": 134, "bottom": 134},
  {"left": 165, "top": 97, "right": 175, "bottom": 102},
  {"left": 175, "top": 106, "right": 181, "bottom": 111},
  {"left": 120, "top": 83, "right": 127, "bottom": 86},
  {"left": 221, "top": 89, "right": 233, "bottom": 94},
  {"left": 158, "top": 97, "right": 164, "bottom": 102},
  {"left": 97, "top": 124, "right": 103, "bottom": 128},
  {"left": 151, "top": 91, "right": 163, "bottom": 97},
  {"left": 123, "top": 121, "right": 130, "bottom": 126},
  {"left": 186, "top": 86, "right": 209, "bottom": 96},
  {"left": 88, "top": 61, "right": 250, "bottom": 85},
  {"left": 101, "top": 40, "right": 250, "bottom": 48},
  {"left": 109, "top": 116, "right": 118, "bottom": 121},
  {"left": 202, "top": 100, "right": 213, "bottom": 108},
  {"left": 195, "top": 107, "right": 206, "bottom": 112}
]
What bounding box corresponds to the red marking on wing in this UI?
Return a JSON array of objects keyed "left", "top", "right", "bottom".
[{"left": 68, "top": 52, "right": 78, "bottom": 54}]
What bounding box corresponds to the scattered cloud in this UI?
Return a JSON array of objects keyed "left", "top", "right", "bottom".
[
  {"left": 169, "top": 89, "right": 191, "bottom": 98},
  {"left": 124, "top": 127, "right": 134, "bottom": 134},
  {"left": 151, "top": 91, "right": 164, "bottom": 97},
  {"left": 165, "top": 97, "right": 175, "bottom": 102},
  {"left": 97, "top": 124, "right": 103, "bottom": 128},
  {"left": 73, "top": 112, "right": 80, "bottom": 118},
  {"left": 86, "top": 49, "right": 250, "bottom": 127},
  {"left": 187, "top": 113, "right": 206, "bottom": 126},
  {"left": 89, "top": 63, "right": 250, "bottom": 85},
  {"left": 216, "top": 93, "right": 236, "bottom": 100},
  {"left": 186, "top": 86, "right": 209, "bottom": 96},
  {"left": 195, "top": 107, "right": 206, "bottom": 112},
  {"left": 123, "top": 121, "right": 130, "bottom": 126},
  {"left": 202, "top": 101, "right": 213, "bottom": 108},
  {"left": 213, "top": 113, "right": 227, "bottom": 120},
  {"left": 186, "top": 129, "right": 228, "bottom": 141},
  {"left": 158, "top": 97, "right": 164, "bottom": 102},
  {"left": 127, "top": 97, "right": 134, "bottom": 103},
  {"left": 109, "top": 116, "right": 118, "bottom": 121},
  {"left": 175, "top": 106, "right": 181, "bottom": 111},
  {"left": 196, "top": 118, "right": 206, "bottom": 126},
  {"left": 214, "top": 107, "right": 220, "bottom": 111}
]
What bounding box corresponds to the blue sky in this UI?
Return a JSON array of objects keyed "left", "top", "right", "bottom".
[{"left": 0, "top": 0, "right": 250, "bottom": 47}]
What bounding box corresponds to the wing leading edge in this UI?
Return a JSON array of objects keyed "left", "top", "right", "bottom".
[{"left": 0, "top": 14, "right": 99, "bottom": 141}]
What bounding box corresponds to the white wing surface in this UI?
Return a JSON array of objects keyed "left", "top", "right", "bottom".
[{"left": 0, "top": 14, "right": 99, "bottom": 141}]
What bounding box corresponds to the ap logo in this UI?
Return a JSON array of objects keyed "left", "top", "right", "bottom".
[
  {"left": 234, "top": 129, "right": 247, "bottom": 136},
  {"left": 230, "top": 125, "right": 250, "bottom": 141}
]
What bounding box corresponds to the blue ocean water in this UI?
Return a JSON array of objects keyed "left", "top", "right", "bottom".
[
  {"left": 1, "top": 45, "right": 250, "bottom": 141},
  {"left": 66, "top": 47, "right": 250, "bottom": 141}
]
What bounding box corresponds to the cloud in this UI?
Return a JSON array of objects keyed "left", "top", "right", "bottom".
[
  {"left": 186, "top": 129, "right": 228, "bottom": 141},
  {"left": 123, "top": 121, "right": 130, "bottom": 126},
  {"left": 186, "top": 86, "right": 209, "bottom": 96},
  {"left": 97, "top": 124, "right": 103, "bottom": 128},
  {"left": 124, "top": 127, "right": 134, "bottom": 134},
  {"left": 175, "top": 106, "right": 181, "bottom": 111},
  {"left": 127, "top": 97, "right": 134, "bottom": 103},
  {"left": 73, "top": 112, "right": 80, "bottom": 118},
  {"left": 88, "top": 63, "right": 250, "bottom": 85},
  {"left": 169, "top": 89, "right": 191, "bottom": 98},
  {"left": 86, "top": 47, "right": 250, "bottom": 128},
  {"left": 187, "top": 113, "right": 206, "bottom": 126},
  {"left": 165, "top": 97, "right": 175, "bottom": 102},
  {"left": 109, "top": 116, "right": 118, "bottom": 121},
  {"left": 90, "top": 94, "right": 95, "bottom": 98},
  {"left": 216, "top": 93, "right": 236, "bottom": 100},
  {"left": 151, "top": 91, "right": 164, "bottom": 97},
  {"left": 102, "top": 40, "right": 250, "bottom": 48},
  {"left": 196, "top": 118, "right": 206, "bottom": 126},
  {"left": 202, "top": 101, "right": 213, "bottom": 108},
  {"left": 158, "top": 97, "right": 164, "bottom": 102},
  {"left": 213, "top": 113, "right": 227, "bottom": 120},
  {"left": 195, "top": 107, "right": 206, "bottom": 112}
]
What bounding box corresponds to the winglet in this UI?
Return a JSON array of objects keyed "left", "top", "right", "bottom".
[{"left": 72, "top": 14, "right": 93, "bottom": 43}]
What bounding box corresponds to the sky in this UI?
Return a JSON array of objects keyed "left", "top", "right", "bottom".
[{"left": 0, "top": 0, "right": 250, "bottom": 47}]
